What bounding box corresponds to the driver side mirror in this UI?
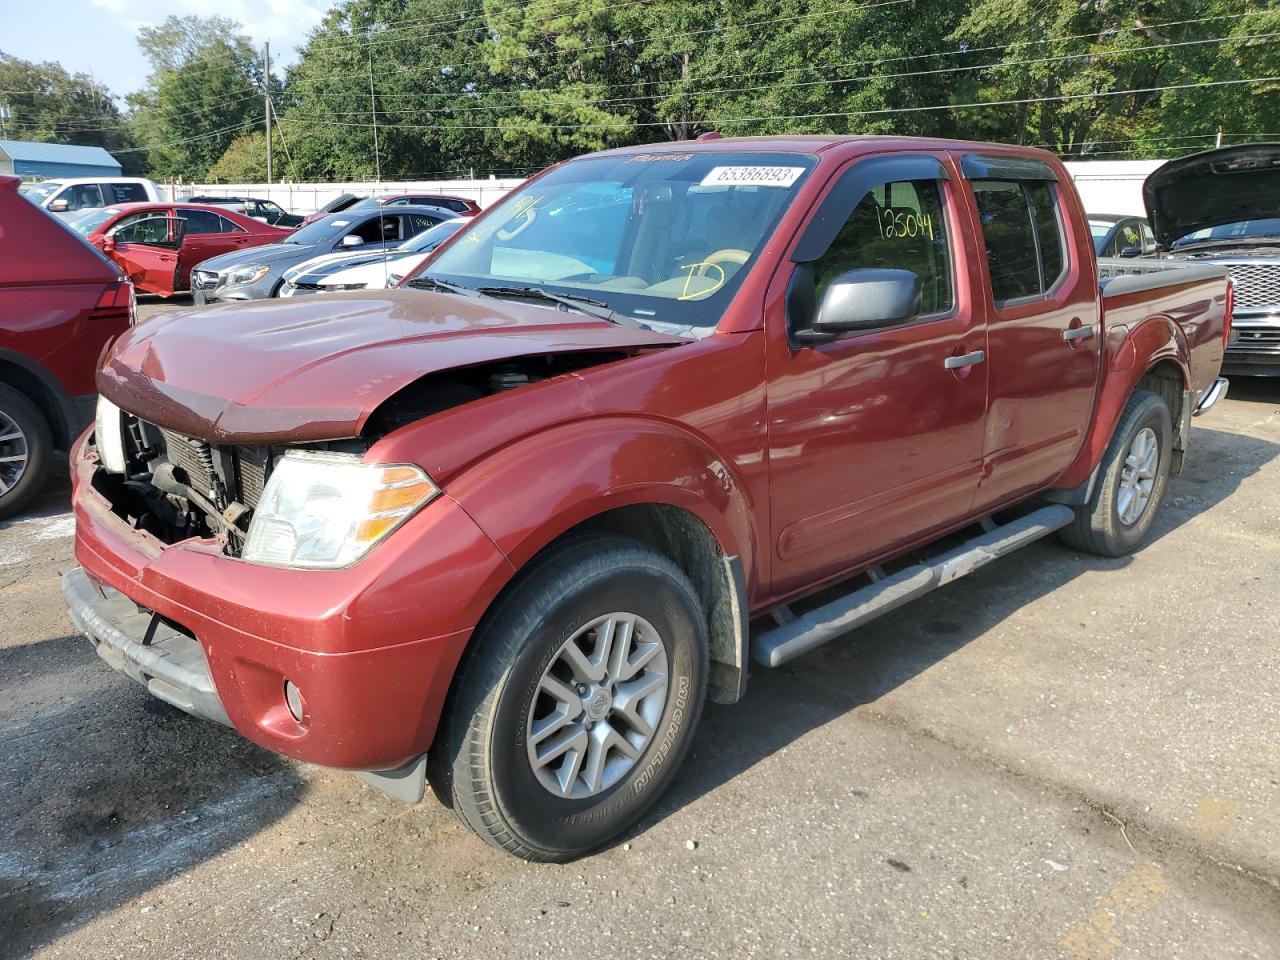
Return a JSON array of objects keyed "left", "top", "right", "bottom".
[
  {"left": 1119, "top": 245, "right": 1143, "bottom": 258},
  {"left": 793, "top": 268, "right": 922, "bottom": 344},
  {"left": 48, "top": 199, "right": 70, "bottom": 212},
  {"left": 341, "top": 235, "right": 365, "bottom": 248},
  {"left": 102, "top": 235, "right": 116, "bottom": 251}
]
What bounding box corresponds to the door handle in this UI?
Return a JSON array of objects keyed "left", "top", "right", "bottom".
[
  {"left": 1062, "top": 323, "right": 1096, "bottom": 343},
  {"left": 944, "top": 350, "right": 986, "bottom": 370}
]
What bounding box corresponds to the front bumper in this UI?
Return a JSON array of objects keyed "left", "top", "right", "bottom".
[
  {"left": 66, "top": 436, "right": 513, "bottom": 778},
  {"left": 1193, "top": 377, "right": 1229, "bottom": 417}
]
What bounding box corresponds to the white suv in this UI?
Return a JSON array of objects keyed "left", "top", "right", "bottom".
[{"left": 19, "top": 177, "right": 162, "bottom": 216}]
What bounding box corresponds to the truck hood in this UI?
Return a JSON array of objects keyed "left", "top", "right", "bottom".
[
  {"left": 98, "top": 289, "right": 688, "bottom": 443},
  {"left": 1144, "top": 144, "right": 1280, "bottom": 248}
]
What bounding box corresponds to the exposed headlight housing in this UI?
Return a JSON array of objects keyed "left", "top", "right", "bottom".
[
  {"left": 94, "top": 395, "right": 127, "bottom": 473},
  {"left": 326, "top": 282, "right": 367, "bottom": 291},
  {"left": 225, "top": 264, "right": 270, "bottom": 287},
  {"left": 242, "top": 451, "right": 439, "bottom": 568}
]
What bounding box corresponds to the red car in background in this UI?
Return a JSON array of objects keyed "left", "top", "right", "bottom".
[
  {"left": 0, "top": 174, "right": 135, "bottom": 517},
  {"left": 67, "top": 202, "right": 292, "bottom": 296}
]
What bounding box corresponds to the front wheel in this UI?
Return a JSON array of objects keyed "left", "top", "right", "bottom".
[
  {"left": 0, "top": 384, "right": 53, "bottom": 520},
  {"left": 1060, "top": 388, "right": 1172, "bottom": 557},
  {"left": 429, "top": 535, "right": 708, "bottom": 861}
]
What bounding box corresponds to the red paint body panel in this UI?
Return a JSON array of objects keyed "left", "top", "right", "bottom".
[
  {"left": 70, "top": 441, "right": 512, "bottom": 769},
  {"left": 68, "top": 136, "right": 1229, "bottom": 773},
  {"left": 0, "top": 175, "right": 131, "bottom": 440},
  {"left": 82, "top": 202, "right": 291, "bottom": 296}
]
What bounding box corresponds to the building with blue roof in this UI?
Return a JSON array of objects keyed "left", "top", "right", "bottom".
[{"left": 0, "top": 140, "right": 122, "bottom": 179}]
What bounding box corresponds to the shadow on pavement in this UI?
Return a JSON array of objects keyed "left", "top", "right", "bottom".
[
  {"left": 641, "top": 423, "right": 1279, "bottom": 838},
  {"left": 0, "top": 634, "right": 305, "bottom": 958}
]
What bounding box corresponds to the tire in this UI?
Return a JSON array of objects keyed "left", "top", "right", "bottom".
[
  {"left": 0, "top": 384, "right": 53, "bottom": 520},
  {"left": 1060, "top": 388, "right": 1172, "bottom": 557},
  {"left": 429, "top": 535, "right": 708, "bottom": 861}
]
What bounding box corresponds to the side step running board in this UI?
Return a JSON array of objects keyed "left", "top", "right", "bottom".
[{"left": 751, "top": 505, "right": 1075, "bottom": 668}]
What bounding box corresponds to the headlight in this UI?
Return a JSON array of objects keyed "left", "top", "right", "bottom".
[
  {"left": 225, "top": 264, "right": 270, "bottom": 287},
  {"left": 94, "top": 395, "right": 127, "bottom": 473},
  {"left": 386, "top": 273, "right": 404, "bottom": 287},
  {"left": 242, "top": 451, "right": 439, "bottom": 568}
]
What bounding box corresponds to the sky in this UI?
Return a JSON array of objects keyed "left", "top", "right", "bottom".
[{"left": 0, "top": 0, "right": 329, "bottom": 97}]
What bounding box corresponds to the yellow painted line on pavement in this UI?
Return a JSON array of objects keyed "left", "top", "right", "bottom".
[
  {"left": 1060, "top": 792, "right": 1240, "bottom": 959},
  {"left": 1060, "top": 862, "right": 1168, "bottom": 960}
]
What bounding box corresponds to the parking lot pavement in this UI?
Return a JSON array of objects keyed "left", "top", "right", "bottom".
[{"left": 2, "top": 383, "right": 1278, "bottom": 960}]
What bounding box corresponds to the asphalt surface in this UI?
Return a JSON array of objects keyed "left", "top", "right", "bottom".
[{"left": 2, "top": 303, "right": 1278, "bottom": 959}]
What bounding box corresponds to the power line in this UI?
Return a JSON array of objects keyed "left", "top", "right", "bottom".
[
  {"left": 285, "top": 8, "right": 1268, "bottom": 100},
  {"left": 287, "top": 0, "right": 911, "bottom": 91},
  {"left": 276, "top": 73, "right": 1280, "bottom": 133},
  {"left": 285, "top": 31, "right": 1280, "bottom": 121}
]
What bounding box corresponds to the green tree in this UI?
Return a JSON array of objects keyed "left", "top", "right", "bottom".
[
  {"left": 0, "top": 52, "right": 143, "bottom": 173},
  {"left": 128, "top": 15, "right": 267, "bottom": 180}
]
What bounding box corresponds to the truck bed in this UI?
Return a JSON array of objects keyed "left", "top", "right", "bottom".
[{"left": 1097, "top": 258, "right": 1229, "bottom": 397}]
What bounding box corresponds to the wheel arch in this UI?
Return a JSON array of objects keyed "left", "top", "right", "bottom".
[
  {"left": 0, "top": 349, "right": 78, "bottom": 449},
  {"left": 445, "top": 418, "right": 760, "bottom": 705}
]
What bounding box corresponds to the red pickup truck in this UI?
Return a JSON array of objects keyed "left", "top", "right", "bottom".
[
  {"left": 63, "top": 136, "right": 1230, "bottom": 861},
  {"left": 0, "top": 175, "right": 135, "bottom": 517}
]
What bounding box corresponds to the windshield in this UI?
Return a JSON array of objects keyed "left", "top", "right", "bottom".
[
  {"left": 400, "top": 219, "right": 466, "bottom": 253},
  {"left": 1174, "top": 218, "right": 1280, "bottom": 247},
  {"left": 67, "top": 207, "right": 119, "bottom": 236},
  {"left": 19, "top": 181, "right": 63, "bottom": 203},
  {"left": 284, "top": 213, "right": 363, "bottom": 245},
  {"left": 424, "top": 151, "right": 817, "bottom": 330}
]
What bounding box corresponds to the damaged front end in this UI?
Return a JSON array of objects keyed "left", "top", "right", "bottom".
[{"left": 89, "top": 352, "right": 642, "bottom": 560}]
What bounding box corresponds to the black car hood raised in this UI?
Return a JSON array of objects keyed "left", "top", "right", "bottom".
[{"left": 1144, "top": 144, "right": 1280, "bottom": 248}]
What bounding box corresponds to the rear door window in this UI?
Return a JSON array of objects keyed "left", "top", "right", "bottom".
[
  {"left": 177, "top": 208, "right": 225, "bottom": 235},
  {"left": 218, "top": 215, "right": 247, "bottom": 234},
  {"left": 972, "top": 179, "right": 1067, "bottom": 303},
  {"left": 105, "top": 182, "right": 147, "bottom": 203}
]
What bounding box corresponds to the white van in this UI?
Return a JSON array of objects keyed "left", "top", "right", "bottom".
[{"left": 19, "top": 177, "right": 162, "bottom": 216}]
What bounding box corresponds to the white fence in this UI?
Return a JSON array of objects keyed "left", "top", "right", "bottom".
[
  {"left": 164, "top": 161, "right": 1162, "bottom": 220},
  {"left": 163, "top": 178, "right": 528, "bottom": 215}
]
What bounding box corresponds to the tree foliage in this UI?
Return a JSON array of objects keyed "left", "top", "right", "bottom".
[
  {"left": 127, "top": 15, "right": 267, "bottom": 181},
  {"left": 0, "top": 52, "right": 144, "bottom": 173},
  {"left": 15, "top": 2, "right": 1280, "bottom": 182}
]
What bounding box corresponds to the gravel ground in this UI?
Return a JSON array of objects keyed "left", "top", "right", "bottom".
[{"left": 2, "top": 308, "right": 1278, "bottom": 959}]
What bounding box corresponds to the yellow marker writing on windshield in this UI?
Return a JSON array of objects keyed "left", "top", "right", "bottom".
[{"left": 677, "top": 262, "right": 727, "bottom": 301}]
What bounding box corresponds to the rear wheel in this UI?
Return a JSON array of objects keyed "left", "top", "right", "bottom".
[
  {"left": 429, "top": 535, "right": 707, "bottom": 861},
  {"left": 1060, "top": 388, "right": 1172, "bottom": 557},
  {"left": 0, "top": 384, "right": 53, "bottom": 520}
]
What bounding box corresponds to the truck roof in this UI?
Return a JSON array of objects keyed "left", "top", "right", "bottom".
[{"left": 590, "top": 133, "right": 1060, "bottom": 161}]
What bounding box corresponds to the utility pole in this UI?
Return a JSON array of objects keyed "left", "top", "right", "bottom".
[
  {"left": 368, "top": 47, "right": 381, "bottom": 184},
  {"left": 264, "top": 41, "right": 273, "bottom": 186},
  {"left": 0, "top": 103, "right": 9, "bottom": 139},
  {"left": 1215, "top": 129, "right": 1224, "bottom": 149}
]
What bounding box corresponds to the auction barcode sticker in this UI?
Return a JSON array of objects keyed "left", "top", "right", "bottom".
[{"left": 699, "top": 166, "right": 806, "bottom": 188}]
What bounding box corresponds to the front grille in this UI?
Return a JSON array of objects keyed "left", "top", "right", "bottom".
[
  {"left": 1224, "top": 263, "right": 1280, "bottom": 310},
  {"left": 1229, "top": 327, "right": 1280, "bottom": 356},
  {"left": 236, "top": 447, "right": 269, "bottom": 507},
  {"left": 191, "top": 270, "right": 219, "bottom": 290}
]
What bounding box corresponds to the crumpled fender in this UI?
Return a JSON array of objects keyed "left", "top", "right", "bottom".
[{"left": 441, "top": 415, "right": 759, "bottom": 587}]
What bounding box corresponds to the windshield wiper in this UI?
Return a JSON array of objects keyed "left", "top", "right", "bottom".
[
  {"left": 406, "top": 275, "right": 480, "bottom": 297},
  {"left": 472, "top": 286, "right": 641, "bottom": 327}
]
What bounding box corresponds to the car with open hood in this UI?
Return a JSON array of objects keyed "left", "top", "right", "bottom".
[
  {"left": 65, "top": 135, "right": 1230, "bottom": 862},
  {"left": 1144, "top": 144, "right": 1280, "bottom": 375},
  {"left": 188, "top": 205, "right": 456, "bottom": 303}
]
